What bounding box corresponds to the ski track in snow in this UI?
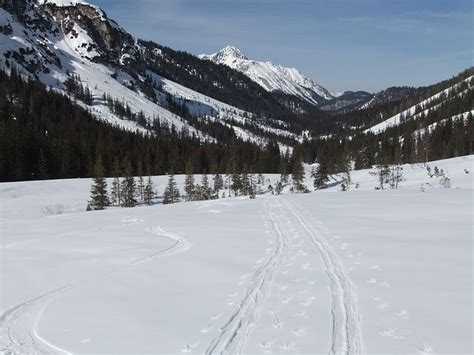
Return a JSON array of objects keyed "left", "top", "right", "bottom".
[
  {"left": 205, "top": 199, "right": 292, "bottom": 355},
  {"left": 282, "top": 198, "right": 363, "bottom": 355},
  {"left": 205, "top": 197, "right": 363, "bottom": 355},
  {"left": 0, "top": 225, "right": 190, "bottom": 354}
]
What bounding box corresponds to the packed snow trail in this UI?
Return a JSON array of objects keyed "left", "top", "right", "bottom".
[
  {"left": 205, "top": 199, "right": 292, "bottom": 355},
  {"left": 283, "top": 198, "right": 363, "bottom": 355},
  {"left": 0, "top": 225, "right": 190, "bottom": 354}
]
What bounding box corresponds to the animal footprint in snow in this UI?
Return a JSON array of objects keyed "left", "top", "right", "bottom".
[
  {"left": 302, "top": 263, "right": 312, "bottom": 270},
  {"left": 80, "top": 338, "right": 91, "bottom": 344},
  {"left": 376, "top": 303, "right": 388, "bottom": 310},
  {"left": 396, "top": 310, "right": 410, "bottom": 319},
  {"left": 240, "top": 273, "right": 250, "bottom": 280},
  {"left": 301, "top": 299, "right": 314, "bottom": 307},
  {"left": 366, "top": 278, "right": 377, "bottom": 284},
  {"left": 306, "top": 280, "right": 316, "bottom": 285},
  {"left": 200, "top": 325, "right": 213, "bottom": 333},
  {"left": 418, "top": 345, "right": 435, "bottom": 354},
  {"left": 380, "top": 329, "right": 405, "bottom": 339},
  {"left": 381, "top": 281, "right": 391, "bottom": 288},
  {"left": 282, "top": 296, "right": 292, "bottom": 304},
  {"left": 210, "top": 313, "right": 222, "bottom": 320},
  {"left": 293, "top": 311, "right": 307, "bottom": 318},
  {"left": 292, "top": 327, "right": 306, "bottom": 337},
  {"left": 255, "top": 258, "right": 264, "bottom": 264},
  {"left": 260, "top": 341, "right": 273, "bottom": 352},
  {"left": 225, "top": 298, "right": 234, "bottom": 306},
  {"left": 279, "top": 341, "right": 296, "bottom": 350},
  {"left": 182, "top": 342, "right": 199, "bottom": 352},
  {"left": 340, "top": 242, "right": 349, "bottom": 250}
]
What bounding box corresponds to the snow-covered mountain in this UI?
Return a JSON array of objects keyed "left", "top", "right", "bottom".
[
  {"left": 200, "top": 45, "right": 341, "bottom": 105},
  {"left": 0, "top": 0, "right": 300, "bottom": 146},
  {"left": 365, "top": 74, "right": 473, "bottom": 134}
]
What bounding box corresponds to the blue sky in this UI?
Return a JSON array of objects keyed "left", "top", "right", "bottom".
[{"left": 92, "top": 0, "right": 472, "bottom": 92}]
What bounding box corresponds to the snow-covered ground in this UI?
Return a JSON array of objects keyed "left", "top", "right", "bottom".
[{"left": 0, "top": 156, "right": 472, "bottom": 354}]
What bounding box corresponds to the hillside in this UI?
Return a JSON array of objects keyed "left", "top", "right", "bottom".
[{"left": 0, "top": 0, "right": 324, "bottom": 148}]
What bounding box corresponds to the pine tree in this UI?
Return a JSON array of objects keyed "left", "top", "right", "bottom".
[
  {"left": 370, "top": 163, "right": 390, "bottom": 190},
  {"left": 388, "top": 164, "right": 405, "bottom": 189},
  {"left": 184, "top": 161, "right": 195, "bottom": 201},
  {"left": 121, "top": 157, "right": 137, "bottom": 207},
  {"left": 88, "top": 155, "right": 110, "bottom": 210},
  {"left": 110, "top": 157, "right": 121, "bottom": 206},
  {"left": 213, "top": 173, "right": 224, "bottom": 194},
  {"left": 311, "top": 161, "right": 330, "bottom": 190},
  {"left": 275, "top": 180, "right": 283, "bottom": 195},
  {"left": 231, "top": 172, "right": 242, "bottom": 196},
  {"left": 291, "top": 157, "right": 307, "bottom": 193},
  {"left": 163, "top": 174, "right": 180, "bottom": 204},
  {"left": 143, "top": 176, "right": 154, "bottom": 205},
  {"left": 200, "top": 173, "right": 212, "bottom": 200},
  {"left": 137, "top": 161, "right": 145, "bottom": 202}
]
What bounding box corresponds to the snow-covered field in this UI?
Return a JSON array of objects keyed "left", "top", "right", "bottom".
[{"left": 0, "top": 156, "right": 472, "bottom": 354}]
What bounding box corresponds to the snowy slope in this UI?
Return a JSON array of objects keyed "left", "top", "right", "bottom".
[
  {"left": 200, "top": 46, "right": 339, "bottom": 105},
  {"left": 365, "top": 75, "right": 473, "bottom": 134},
  {"left": 0, "top": 2, "right": 297, "bottom": 145},
  {"left": 1, "top": 155, "right": 472, "bottom": 354}
]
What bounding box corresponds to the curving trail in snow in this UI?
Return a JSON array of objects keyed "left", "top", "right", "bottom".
[
  {"left": 0, "top": 225, "right": 191, "bottom": 355},
  {"left": 283, "top": 199, "right": 363, "bottom": 355},
  {"left": 205, "top": 199, "right": 292, "bottom": 355}
]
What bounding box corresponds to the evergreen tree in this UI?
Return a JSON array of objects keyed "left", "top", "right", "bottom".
[
  {"left": 163, "top": 174, "right": 180, "bottom": 204},
  {"left": 143, "top": 176, "right": 154, "bottom": 205},
  {"left": 213, "top": 173, "right": 224, "bottom": 193},
  {"left": 275, "top": 180, "right": 284, "bottom": 195},
  {"left": 200, "top": 173, "right": 212, "bottom": 200},
  {"left": 291, "top": 154, "right": 307, "bottom": 193},
  {"left": 184, "top": 161, "right": 195, "bottom": 201},
  {"left": 121, "top": 157, "right": 137, "bottom": 207},
  {"left": 110, "top": 157, "right": 122, "bottom": 206},
  {"left": 388, "top": 164, "right": 405, "bottom": 189},
  {"left": 370, "top": 163, "right": 390, "bottom": 190},
  {"left": 231, "top": 172, "right": 242, "bottom": 196},
  {"left": 311, "top": 163, "right": 330, "bottom": 190},
  {"left": 88, "top": 155, "right": 110, "bottom": 210},
  {"left": 137, "top": 161, "right": 145, "bottom": 202}
]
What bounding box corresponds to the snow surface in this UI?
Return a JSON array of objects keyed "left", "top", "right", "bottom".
[
  {"left": 1, "top": 155, "right": 472, "bottom": 354},
  {"left": 200, "top": 46, "right": 337, "bottom": 105}
]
